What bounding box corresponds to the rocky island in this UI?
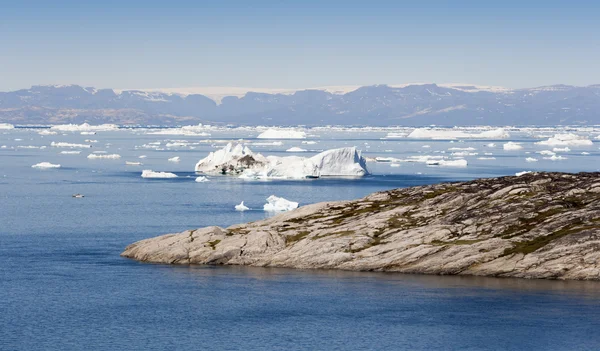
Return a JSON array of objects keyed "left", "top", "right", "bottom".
[{"left": 122, "top": 172, "right": 600, "bottom": 280}]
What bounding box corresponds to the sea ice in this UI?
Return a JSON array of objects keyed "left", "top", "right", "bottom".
[
  {"left": 168, "top": 156, "right": 181, "bottom": 162},
  {"left": 235, "top": 201, "right": 249, "bottom": 211},
  {"left": 257, "top": 128, "right": 306, "bottom": 139},
  {"left": 503, "top": 142, "right": 523, "bottom": 150},
  {"left": 60, "top": 150, "right": 81, "bottom": 154},
  {"left": 0, "top": 123, "right": 15, "bottom": 130},
  {"left": 87, "top": 154, "right": 121, "bottom": 159},
  {"left": 407, "top": 128, "right": 509, "bottom": 140},
  {"left": 536, "top": 133, "right": 593, "bottom": 146},
  {"left": 51, "top": 142, "right": 92, "bottom": 148},
  {"left": 286, "top": 147, "right": 307, "bottom": 152},
  {"left": 426, "top": 159, "right": 468, "bottom": 167},
  {"left": 195, "top": 176, "right": 210, "bottom": 182},
  {"left": 141, "top": 170, "right": 178, "bottom": 178},
  {"left": 525, "top": 157, "right": 538, "bottom": 162},
  {"left": 32, "top": 162, "right": 61, "bottom": 169},
  {"left": 263, "top": 195, "right": 298, "bottom": 212},
  {"left": 50, "top": 123, "right": 119, "bottom": 132}
]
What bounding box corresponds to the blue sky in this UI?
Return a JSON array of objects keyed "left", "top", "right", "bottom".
[{"left": 1, "top": 0, "right": 599, "bottom": 90}]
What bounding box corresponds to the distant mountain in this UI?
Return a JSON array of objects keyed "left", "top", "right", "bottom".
[{"left": 1, "top": 83, "right": 599, "bottom": 126}]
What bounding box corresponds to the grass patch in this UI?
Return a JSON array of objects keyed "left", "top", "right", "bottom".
[
  {"left": 312, "top": 230, "right": 355, "bottom": 240},
  {"left": 430, "top": 239, "right": 485, "bottom": 246},
  {"left": 423, "top": 186, "right": 458, "bottom": 199},
  {"left": 285, "top": 231, "right": 310, "bottom": 245},
  {"left": 501, "top": 223, "right": 600, "bottom": 256},
  {"left": 207, "top": 239, "right": 221, "bottom": 250}
]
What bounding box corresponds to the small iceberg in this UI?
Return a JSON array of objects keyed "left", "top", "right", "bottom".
[
  {"left": 525, "top": 157, "right": 538, "bottom": 162},
  {"left": 286, "top": 147, "right": 307, "bottom": 152},
  {"left": 235, "top": 201, "right": 250, "bottom": 211},
  {"left": 126, "top": 161, "right": 143, "bottom": 165},
  {"left": 32, "top": 162, "right": 61, "bottom": 169},
  {"left": 536, "top": 133, "right": 593, "bottom": 146},
  {"left": 195, "top": 176, "right": 210, "bottom": 182},
  {"left": 51, "top": 142, "right": 92, "bottom": 148},
  {"left": 72, "top": 194, "right": 84, "bottom": 198},
  {"left": 426, "top": 159, "right": 468, "bottom": 167},
  {"left": 87, "top": 154, "right": 121, "bottom": 159},
  {"left": 141, "top": 170, "right": 178, "bottom": 178},
  {"left": 503, "top": 142, "right": 523, "bottom": 151},
  {"left": 263, "top": 195, "right": 299, "bottom": 212},
  {"left": 257, "top": 128, "right": 306, "bottom": 139},
  {"left": 168, "top": 156, "right": 181, "bottom": 162}
]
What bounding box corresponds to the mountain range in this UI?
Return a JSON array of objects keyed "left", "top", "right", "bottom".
[{"left": 1, "top": 84, "right": 599, "bottom": 126}]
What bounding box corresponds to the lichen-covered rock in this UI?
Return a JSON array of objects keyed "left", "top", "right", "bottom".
[{"left": 122, "top": 172, "right": 600, "bottom": 280}]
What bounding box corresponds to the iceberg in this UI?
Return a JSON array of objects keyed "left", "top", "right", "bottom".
[
  {"left": 0, "top": 123, "right": 15, "bottom": 130},
  {"left": 516, "top": 171, "right": 532, "bottom": 176},
  {"left": 235, "top": 201, "right": 249, "bottom": 211},
  {"left": 168, "top": 156, "right": 181, "bottom": 162},
  {"left": 503, "top": 142, "right": 523, "bottom": 151},
  {"left": 87, "top": 154, "right": 121, "bottom": 159},
  {"left": 257, "top": 128, "right": 306, "bottom": 139},
  {"left": 195, "top": 143, "right": 368, "bottom": 179},
  {"left": 32, "top": 162, "right": 61, "bottom": 169},
  {"left": 263, "top": 195, "right": 298, "bottom": 212},
  {"left": 51, "top": 142, "right": 92, "bottom": 148},
  {"left": 38, "top": 130, "right": 57, "bottom": 135},
  {"left": 525, "top": 157, "right": 538, "bottom": 162},
  {"left": 195, "top": 176, "right": 210, "bottom": 182},
  {"left": 60, "top": 150, "right": 81, "bottom": 154},
  {"left": 126, "top": 161, "right": 143, "bottom": 165},
  {"left": 141, "top": 170, "right": 178, "bottom": 178},
  {"left": 286, "top": 147, "right": 307, "bottom": 152},
  {"left": 536, "top": 134, "right": 593, "bottom": 146},
  {"left": 50, "top": 123, "right": 119, "bottom": 132},
  {"left": 407, "top": 128, "right": 509, "bottom": 140}
]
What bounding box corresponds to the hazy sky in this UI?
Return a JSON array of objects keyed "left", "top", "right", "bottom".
[{"left": 1, "top": 0, "right": 599, "bottom": 91}]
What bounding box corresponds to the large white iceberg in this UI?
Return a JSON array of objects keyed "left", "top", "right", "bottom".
[
  {"left": 141, "top": 170, "right": 178, "bottom": 178},
  {"left": 195, "top": 143, "right": 368, "bottom": 179},
  {"left": 257, "top": 128, "right": 306, "bottom": 139},
  {"left": 263, "top": 195, "right": 298, "bottom": 212},
  {"left": 535, "top": 134, "right": 593, "bottom": 146}
]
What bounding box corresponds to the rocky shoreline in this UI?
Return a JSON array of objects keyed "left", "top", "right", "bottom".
[{"left": 122, "top": 172, "right": 600, "bottom": 280}]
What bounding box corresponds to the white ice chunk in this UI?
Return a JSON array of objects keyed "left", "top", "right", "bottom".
[
  {"left": 51, "top": 142, "right": 92, "bottom": 148},
  {"left": 536, "top": 133, "right": 593, "bottom": 146},
  {"left": 235, "top": 201, "right": 249, "bottom": 211},
  {"left": 168, "top": 156, "right": 181, "bottom": 162},
  {"left": 32, "top": 162, "right": 61, "bottom": 169},
  {"left": 257, "top": 128, "right": 306, "bottom": 139},
  {"left": 503, "top": 142, "right": 523, "bottom": 150},
  {"left": 195, "top": 176, "right": 210, "bottom": 182},
  {"left": 87, "top": 154, "right": 121, "bottom": 159},
  {"left": 286, "top": 147, "right": 307, "bottom": 152},
  {"left": 263, "top": 195, "right": 298, "bottom": 212},
  {"left": 141, "top": 170, "right": 178, "bottom": 178},
  {"left": 525, "top": 157, "right": 538, "bottom": 162},
  {"left": 0, "top": 123, "right": 15, "bottom": 130}
]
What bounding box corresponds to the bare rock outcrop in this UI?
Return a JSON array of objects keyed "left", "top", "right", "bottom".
[{"left": 122, "top": 172, "right": 600, "bottom": 280}]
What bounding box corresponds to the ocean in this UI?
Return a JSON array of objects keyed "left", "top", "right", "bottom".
[{"left": 2, "top": 125, "right": 600, "bottom": 350}]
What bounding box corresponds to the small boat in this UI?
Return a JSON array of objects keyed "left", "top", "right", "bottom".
[{"left": 72, "top": 194, "right": 84, "bottom": 198}]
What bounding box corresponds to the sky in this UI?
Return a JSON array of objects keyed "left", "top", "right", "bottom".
[{"left": 1, "top": 0, "right": 599, "bottom": 91}]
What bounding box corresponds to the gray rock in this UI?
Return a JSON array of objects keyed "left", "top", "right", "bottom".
[{"left": 122, "top": 172, "right": 600, "bottom": 280}]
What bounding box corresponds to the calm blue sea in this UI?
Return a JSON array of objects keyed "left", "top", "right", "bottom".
[{"left": 2, "top": 127, "right": 600, "bottom": 350}]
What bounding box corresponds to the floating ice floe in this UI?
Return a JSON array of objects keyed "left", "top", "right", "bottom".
[
  {"left": 147, "top": 124, "right": 211, "bottom": 136},
  {"left": 263, "top": 195, "right": 298, "bottom": 212},
  {"left": 50, "top": 123, "right": 119, "bottom": 132},
  {"left": 538, "top": 150, "right": 556, "bottom": 156},
  {"left": 235, "top": 201, "right": 249, "bottom": 211},
  {"left": 80, "top": 131, "right": 96, "bottom": 135},
  {"left": 38, "top": 130, "right": 57, "bottom": 136},
  {"left": 87, "top": 154, "right": 121, "bottom": 159},
  {"left": 168, "top": 156, "right": 180, "bottom": 162},
  {"left": 195, "top": 143, "right": 368, "bottom": 179},
  {"left": 286, "top": 147, "right": 307, "bottom": 152},
  {"left": 382, "top": 132, "right": 407, "bottom": 139},
  {"left": 51, "top": 142, "right": 92, "bottom": 148},
  {"left": 195, "top": 176, "right": 209, "bottom": 182},
  {"left": 426, "top": 159, "right": 468, "bottom": 167},
  {"left": 407, "top": 128, "right": 509, "bottom": 140},
  {"left": 390, "top": 163, "right": 401, "bottom": 167},
  {"left": 32, "top": 162, "right": 61, "bottom": 169},
  {"left": 301, "top": 141, "right": 318, "bottom": 145},
  {"left": 544, "top": 155, "right": 568, "bottom": 161},
  {"left": 126, "top": 161, "right": 143, "bottom": 165},
  {"left": 582, "top": 152, "right": 590, "bottom": 155},
  {"left": 503, "top": 142, "right": 523, "bottom": 150},
  {"left": 141, "top": 170, "right": 178, "bottom": 178},
  {"left": 536, "top": 133, "right": 593, "bottom": 146},
  {"left": 0, "top": 123, "right": 15, "bottom": 130},
  {"left": 139, "top": 155, "right": 147, "bottom": 159},
  {"left": 552, "top": 147, "right": 571, "bottom": 152},
  {"left": 84, "top": 139, "right": 98, "bottom": 143},
  {"left": 477, "top": 157, "right": 496, "bottom": 160},
  {"left": 257, "top": 128, "right": 306, "bottom": 139},
  {"left": 60, "top": 150, "right": 81, "bottom": 154},
  {"left": 525, "top": 157, "right": 538, "bottom": 162}
]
